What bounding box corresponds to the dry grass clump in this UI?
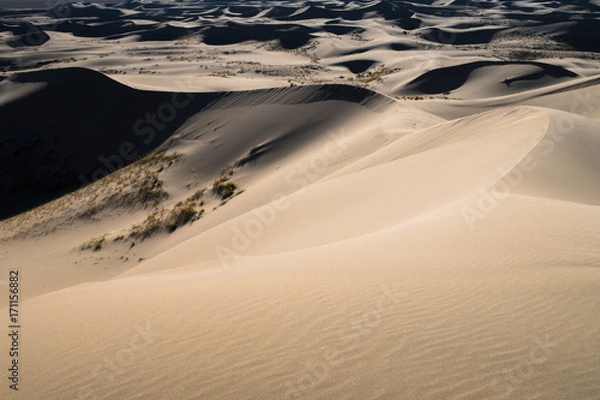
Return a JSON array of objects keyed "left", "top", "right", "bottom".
[
  {"left": 212, "top": 177, "right": 237, "bottom": 200},
  {"left": 0, "top": 150, "right": 185, "bottom": 242},
  {"left": 128, "top": 209, "right": 168, "bottom": 240},
  {"left": 80, "top": 235, "right": 107, "bottom": 251},
  {"left": 165, "top": 202, "right": 203, "bottom": 232},
  {"left": 128, "top": 200, "right": 204, "bottom": 241},
  {"left": 103, "top": 151, "right": 183, "bottom": 210},
  {"left": 112, "top": 173, "right": 169, "bottom": 209},
  {"left": 357, "top": 65, "right": 400, "bottom": 84},
  {"left": 189, "top": 188, "right": 205, "bottom": 202}
]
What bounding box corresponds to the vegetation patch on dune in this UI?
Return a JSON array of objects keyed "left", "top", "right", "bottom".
[
  {"left": 358, "top": 65, "right": 400, "bottom": 84},
  {"left": 102, "top": 151, "right": 182, "bottom": 210},
  {"left": 111, "top": 173, "right": 169, "bottom": 210},
  {"left": 166, "top": 201, "right": 204, "bottom": 232},
  {"left": 128, "top": 209, "right": 168, "bottom": 240},
  {"left": 0, "top": 150, "right": 184, "bottom": 241},
  {"left": 78, "top": 156, "right": 248, "bottom": 248},
  {"left": 212, "top": 177, "right": 238, "bottom": 200},
  {"left": 79, "top": 235, "right": 107, "bottom": 252},
  {"left": 128, "top": 200, "right": 204, "bottom": 241}
]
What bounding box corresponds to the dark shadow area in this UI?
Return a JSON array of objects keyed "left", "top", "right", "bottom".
[
  {"left": 336, "top": 59, "right": 377, "bottom": 74},
  {"left": 555, "top": 19, "right": 600, "bottom": 52},
  {"left": 421, "top": 27, "right": 502, "bottom": 45},
  {"left": 199, "top": 22, "right": 316, "bottom": 49}
]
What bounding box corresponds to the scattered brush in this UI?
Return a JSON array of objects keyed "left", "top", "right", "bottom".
[
  {"left": 76, "top": 152, "right": 249, "bottom": 246},
  {"left": 120, "top": 174, "right": 169, "bottom": 208},
  {"left": 357, "top": 65, "right": 400, "bottom": 84},
  {"left": 1, "top": 150, "right": 185, "bottom": 242},
  {"left": 165, "top": 202, "right": 202, "bottom": 232},
  {"left": 103, "top": 151, "right": 184, "bottom": 211},
  {"left": 189, "top": 188, "right": 205, "bottom": 202},
  {"left": 128, "top": 200, "right": 204, "bottom": 240},
  {"left": 80, "top": 235, "right": 107, "bottom": 251},
  {"left": 128, "top": 209, "right": 168, "bottom": 240},
  {"left": 212, "top": 177, "right": 237, "bottom": 200}
]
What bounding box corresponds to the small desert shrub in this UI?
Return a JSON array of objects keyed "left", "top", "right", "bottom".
[
  {"left": 135, "top": 175, "right": 169, "bottom": 206},
  {"left": 189, "top": 189, "right": 205, "bottom": 202},
  {"left": 104, "top": 171, "right": 168, "bottom": 211},
  {"left": 165, "top": 202, "right": 200, "bottom": 232},
  {"left": 221, "top": 166, "right": 235, "bottom": 177},
  {"left": 80, "top": 235, "right": 107, "bottom": 251},
  {"left": 128, "top": 202, "right": 204, "bottom": 240},
  {"left": 129, "top": 209, "right": 167, "bottom": 240},
  {"left": 212, "top": 178, "right": 237, "bottom": 200},
  {"left": 79, "top": 206, "right": 99, "bottom": 219}
]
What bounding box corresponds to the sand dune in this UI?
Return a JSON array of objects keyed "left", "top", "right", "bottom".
[
  {"left": 0, "top": 67, "right": 393, "bottom": 219},
  {"left": 8, "top": 99, "right": 600, "bottom": 399},
  {"left": 1, "top": 1, "right": 599, "bottom": 399},
  {"left": 401, "top": 61, "right": 578, "bottom": 96}
]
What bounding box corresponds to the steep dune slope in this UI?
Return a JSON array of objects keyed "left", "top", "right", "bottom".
[
  {"left": 0, "top": 67, "right": 392, "bottom": 220},
  {"left": 0, "top": 66, "right": 405, "bottom": 297},
  {"left": 51, "top": 103, "right": 595, "bottom": 284}
]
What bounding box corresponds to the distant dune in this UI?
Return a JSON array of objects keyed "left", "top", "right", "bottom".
[
  {"left": 401, "top": 61, "right": 579, "bottom": 95},
  {"left": 0, "top": 0, "right": 598, "bottom": 49}
]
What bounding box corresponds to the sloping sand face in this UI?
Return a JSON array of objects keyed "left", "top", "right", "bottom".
[
  {"left": 1, "top": 0, "right": 599, "bottom": 399},
  {"left": 4, "top": 87, "right": 599, "bottom": 400}
]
